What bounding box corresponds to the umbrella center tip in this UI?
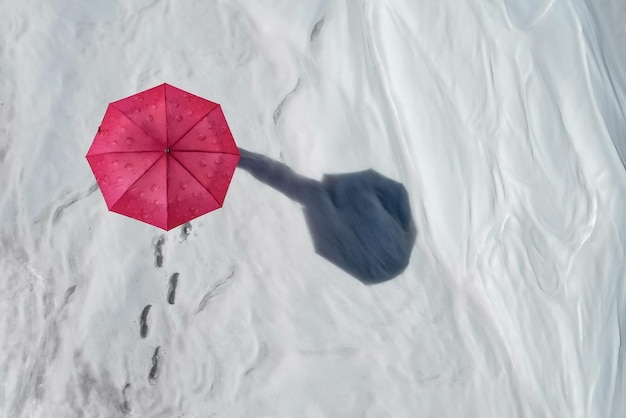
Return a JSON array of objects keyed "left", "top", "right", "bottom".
[{"left": 165, "top": 148, "right": 171, "bottom": 153}]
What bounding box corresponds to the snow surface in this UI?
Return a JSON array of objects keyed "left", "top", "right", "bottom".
[{"left": 1, "top": 0, "right": 626, "bottom": 416}]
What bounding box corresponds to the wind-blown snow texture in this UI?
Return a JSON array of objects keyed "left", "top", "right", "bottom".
[{"left": 0, "top": 0, "right": 625, "bottom": 417}]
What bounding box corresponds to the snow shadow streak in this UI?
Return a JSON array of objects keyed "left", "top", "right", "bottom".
[{"left": 237, "top": 148, "right": 416, "bottom": 284}]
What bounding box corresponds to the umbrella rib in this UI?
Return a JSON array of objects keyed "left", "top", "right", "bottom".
[
  {"left": 110, "top": 103, "right": 165, "bottom": 150},
  {"left": 87, "top": 150, "right": 163, "bottom": 156},
  {"left": 168, "top": 152, "right": 222, "bottom": 207},
  {"left": 165, "top": 150, "right": 169, "bottom": 229},
  {"left": 169, "top": 105, "right": 220, "bottom": 150},
  {"left": 165, "top": 150, "right": 240, "bottom": 155},
  {"left": 165, "top": 86, "right": 169, "bottom": 230}
]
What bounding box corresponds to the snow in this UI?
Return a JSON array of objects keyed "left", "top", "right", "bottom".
[{"left": 1, "top": 0, "right": 625, "bottom": 416}]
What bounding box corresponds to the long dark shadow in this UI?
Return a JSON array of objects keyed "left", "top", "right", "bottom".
[{"left": 237, "top": 148, "right": 417, "bottom": 285}]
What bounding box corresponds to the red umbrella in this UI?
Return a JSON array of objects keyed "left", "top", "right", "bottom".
[{"left": 86, "top": 83, "right": 240, "bottom": 230}]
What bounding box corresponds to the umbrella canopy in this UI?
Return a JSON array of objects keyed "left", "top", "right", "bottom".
[{"left": 86, "top": 83, "right": 240, "bottom": 230}]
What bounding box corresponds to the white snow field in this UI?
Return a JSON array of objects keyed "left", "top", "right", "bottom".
[{"left": 1, "top": 0, "right": 626, "bottom": 416}]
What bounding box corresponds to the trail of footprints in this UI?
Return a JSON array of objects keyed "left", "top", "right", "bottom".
[
  {"left": 122, "top": 235, "right": 187, "bottom": 411},
  {"left": 125, "top": 231, "right": 236, "bottom": 410},
  {"left": 139, "top": 237, "right": 181, "bottom": 389}
]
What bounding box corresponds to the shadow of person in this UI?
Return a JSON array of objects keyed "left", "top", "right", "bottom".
[{"left": 237, "top": 148, "right": 417, "bottom": 285}]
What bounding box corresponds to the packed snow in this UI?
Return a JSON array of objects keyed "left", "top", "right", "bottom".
[{"left": 1, "top": 0, "right": 625, "bottom": 416}]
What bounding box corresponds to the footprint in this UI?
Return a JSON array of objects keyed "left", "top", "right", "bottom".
[
  {"left": 51, "top": 184, "right": 99, "bottom": 225},
  {"left": 153, "top": 236, "right": 165, "bottom": 267},
  {"left": 310, "top": 17, "right": 325, "bottom": 41},
  {"left": 273, "top": 105, "right": 282, "bottom": 125},
  {"left": 140, "top": 305, "right": 151, "bottom": 338},
  {"left": 63, "top": 285, "right": 76, "bottom": 304},
  {"left": 181, "top": 223, "right": 192, "bottom": 240},
  {"left": 196, "top": 270, "right": 235, "bottom": 313},
  {"left": 273, "top": 79, "right": 300, "bottom": 125},
  {"left": 168, "top": 273, "right": 179, "bottom": 305},
  {"left": 148, "top": 346, "right": 161, "bottom": 384},
  {"left": 121, "top": 383, "right": 131, "bottom": 413}
]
